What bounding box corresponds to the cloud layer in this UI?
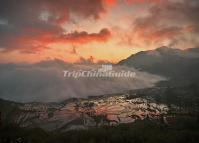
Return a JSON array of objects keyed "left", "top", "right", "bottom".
[
  {"left": 0, "top": 60, "right": 164, "bottom": 102},
  {"left": 130, "top": 0, "right": 199, "bottom": 47},
  {"left": 0, "top": 0, "right": 112, "bottom": 53},
  {"left": 0, "top": 0, "right": 199, "bottom": 63}
]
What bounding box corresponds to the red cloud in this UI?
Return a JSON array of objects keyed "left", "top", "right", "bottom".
[
  {"left": 124, "top": 0, "right": 160, "bottom": 5},
  {"left": 1, "top": 28, "right": 111, "bottom": 53},
  {"left": 0, "top": 0, "right": 113, "bottom": 53},
  {"left": 103, "top": 0, "right": 117, "bottom": 6},
  {"left": 56, "top": 28, "right": 112, "bottom": 45}
]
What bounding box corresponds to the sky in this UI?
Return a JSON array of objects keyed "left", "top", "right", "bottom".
[{"left": 0, "top": 0, "right": 199, "bottom": 64}]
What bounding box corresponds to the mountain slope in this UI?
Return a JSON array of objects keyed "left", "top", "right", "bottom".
[
  {"left": 118, "top": 46, "right": 199, "bottom": 85},
  {"left": 0, "top": 94, "right": 168, "bottom": 131}
]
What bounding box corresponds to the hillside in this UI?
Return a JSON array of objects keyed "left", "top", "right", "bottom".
[{"left": 118, "top": 46, "right": 199, "bottom": 85}]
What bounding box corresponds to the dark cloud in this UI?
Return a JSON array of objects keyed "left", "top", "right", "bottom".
[
  {"left": 132, "top": 0, "right": 199, "bottom": 46},
  {"left": 0, "top": 0, "right": 106, "bottom": 24},
  {"left": 0, "top": 0, "right": 110, "bottom": 52},
  {"left": 77, "top": 56, "right": 95, "bottom": 64}
]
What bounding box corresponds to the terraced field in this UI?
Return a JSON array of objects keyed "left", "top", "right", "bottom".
[{"left": 15, "top": 94, "right": 168, "bottom": 131}]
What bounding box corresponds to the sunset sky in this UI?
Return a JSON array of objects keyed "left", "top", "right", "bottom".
[{"left": 0, "top": 0, "right": 199, "bottom": 63}]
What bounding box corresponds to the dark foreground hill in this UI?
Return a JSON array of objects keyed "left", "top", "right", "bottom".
[{"left": 1, "top": 119, "right": 199, "bottom": 143}]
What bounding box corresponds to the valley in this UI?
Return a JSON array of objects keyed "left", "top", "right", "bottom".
[{"left": 14, "top": 94, "right": 168, "bottom": 131}]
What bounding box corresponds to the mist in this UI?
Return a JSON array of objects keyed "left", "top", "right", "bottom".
[{"left": 0, "top": 59, "right": 165, "bottom": 102}]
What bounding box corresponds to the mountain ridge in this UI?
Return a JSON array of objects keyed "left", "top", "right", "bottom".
[{"left": 118, "top": 46, "right": 199, "bottom": 85}]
